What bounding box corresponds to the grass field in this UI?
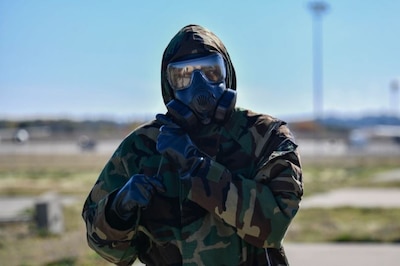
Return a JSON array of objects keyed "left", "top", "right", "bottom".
[{"left": 0, "top": 153, "right": 399, "bottom": 265}]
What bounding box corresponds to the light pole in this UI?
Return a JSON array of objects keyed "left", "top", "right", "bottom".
[
  {"left": 390, "top": 79, "right": 399, "bottom": 116},
  {"left": 308, "top": 1, "right": 329, "bottom": 122}
]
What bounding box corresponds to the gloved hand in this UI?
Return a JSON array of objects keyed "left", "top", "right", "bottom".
[
  {"left": 109, "top": 174, "right": 165, "bottom": 223},
  {"left": 156, "top": 114, "right": 231, "bottom": 212},
  {"left": 156, "top": 114, "right": 205, "bottom": 179}
]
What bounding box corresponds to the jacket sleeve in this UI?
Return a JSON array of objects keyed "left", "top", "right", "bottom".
[
  {"left": 82, "top": 149, "right": 140, "bottom": 266},
  {"left": 187, "top": 122, "right": 303, "bottom": 248},
  {"left": 81, "top": 125, "right": 161, "bottom": 266}
]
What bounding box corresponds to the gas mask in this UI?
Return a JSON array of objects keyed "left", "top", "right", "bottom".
[{"left": 165, "top": 53, "right": 236, "bottom": 130}]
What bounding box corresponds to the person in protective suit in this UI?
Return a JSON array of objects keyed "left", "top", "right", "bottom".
[{"left": 82, "top": 24, "right": 303, "bottom": 266}]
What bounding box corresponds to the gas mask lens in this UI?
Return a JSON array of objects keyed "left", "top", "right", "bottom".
[{"left": 167, "top": 53, "right": 226, "bottom": 90}]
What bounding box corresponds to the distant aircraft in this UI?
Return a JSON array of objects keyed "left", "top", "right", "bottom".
[
  {"left": 0, "top": 126, "right": 51, "bottom": 143},
  {"left": 349, "top": 125, "right": 400, "bottom": 148}
]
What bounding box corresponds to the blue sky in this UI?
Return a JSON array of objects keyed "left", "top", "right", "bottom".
[{"left": 1, "top": 0, "right": 400, "bottom": 122}]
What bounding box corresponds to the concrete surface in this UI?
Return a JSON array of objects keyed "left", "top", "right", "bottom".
[
  {"left": 0, "top": 194, "right": 76, "bottom": 222},
  {"left": 301, "top": 188, "right": 400, "bottom": 209},
  {"left": 284, "top": 243, "right": 400, "bottom": 266}
]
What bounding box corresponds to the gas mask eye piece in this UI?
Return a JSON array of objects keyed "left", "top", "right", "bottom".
[{"left": 166, "top": 53, "right": 226, "bottom": 91}]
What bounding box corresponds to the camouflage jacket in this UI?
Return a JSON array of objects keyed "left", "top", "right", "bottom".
[{"left": 82, "top": 107, "right": 303, "bottom": 265}]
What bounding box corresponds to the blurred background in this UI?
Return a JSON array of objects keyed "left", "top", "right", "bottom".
[{"left": 1, "top": 1, "right": 400, "bottom": 265}]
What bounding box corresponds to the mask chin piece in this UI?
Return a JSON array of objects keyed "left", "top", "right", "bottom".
[
  {"left": 199, "top": 117, "right": 212, "bottom": 125},
  {"left": 166, "top": 88, "right": 236, "bottom": 130}
]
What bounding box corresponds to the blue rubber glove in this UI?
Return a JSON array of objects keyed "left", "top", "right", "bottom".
[
  {"left": 156, "top": 114, "right": 205, "bottom": 179},
  {"left": 109, "top": 174, "right": 165, "bottom": 223}
]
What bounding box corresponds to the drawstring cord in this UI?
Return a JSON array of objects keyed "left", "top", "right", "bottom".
[
  {"left": 156, "top": 156, "right": 164, "bottom": 177},
  {"left": 135, "top": 156, "right": 166, "bottom": 241}
]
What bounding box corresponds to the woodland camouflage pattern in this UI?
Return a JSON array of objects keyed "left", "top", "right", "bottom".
[{"left": 82, "top": 24, "right": 303, "bottom": 266}]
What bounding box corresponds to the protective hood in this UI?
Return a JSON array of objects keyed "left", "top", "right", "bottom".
[{"left": 161, "top": 24, "right": 237, "bottom": 105}]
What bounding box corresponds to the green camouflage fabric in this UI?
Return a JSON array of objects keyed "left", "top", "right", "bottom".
[{"left": 82, "top": 24, "right": 303, "bottom": 266}]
